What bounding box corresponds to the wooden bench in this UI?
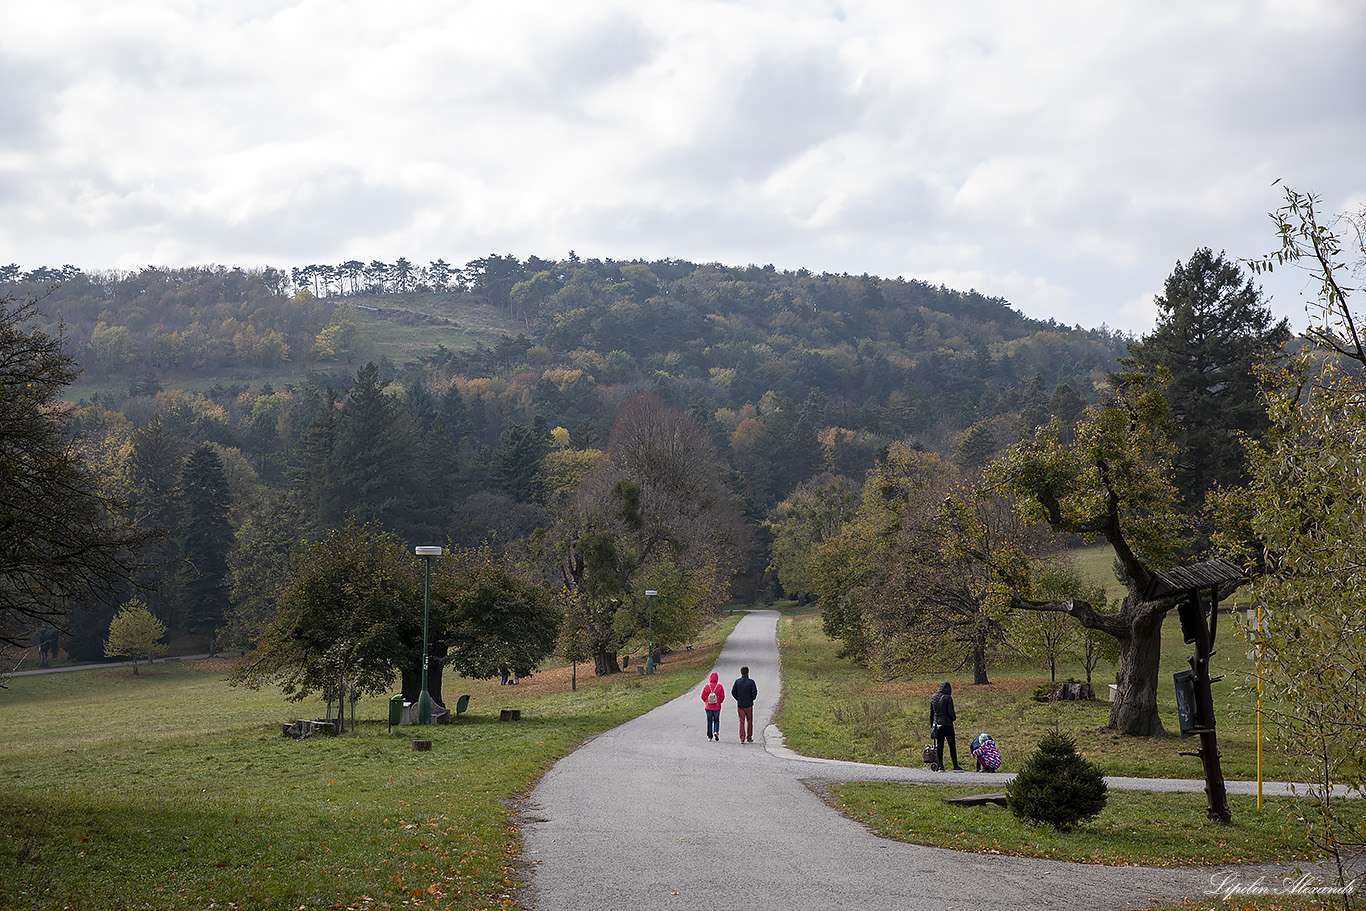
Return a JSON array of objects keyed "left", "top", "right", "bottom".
[{"left": 941, "top": 792, "right": 1008, "bottom": 807}]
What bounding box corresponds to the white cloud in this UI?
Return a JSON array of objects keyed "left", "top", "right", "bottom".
[{"left": 0, "top": 0, "right": 1362, "bottom": 333}]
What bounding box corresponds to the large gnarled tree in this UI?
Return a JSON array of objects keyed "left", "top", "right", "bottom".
[{"left": 993, "top": 371, "right": 1210, "bottom": 735}]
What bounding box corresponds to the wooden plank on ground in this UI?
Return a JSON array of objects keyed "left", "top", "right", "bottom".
[{"left": 941, "top": 792, "right": 1008, "bottom": 807}]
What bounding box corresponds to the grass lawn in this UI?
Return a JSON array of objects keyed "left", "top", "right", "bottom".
[
  {"left": 3, "top": 596, "right": 1353, "bottom": 911},
  {"left": 0, "top": 617, "right": 737, "bottom": 911}
]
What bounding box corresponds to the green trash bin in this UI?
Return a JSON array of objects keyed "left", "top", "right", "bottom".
[{"left": 388, "top": 693, "right": 405, "bottom": 729}]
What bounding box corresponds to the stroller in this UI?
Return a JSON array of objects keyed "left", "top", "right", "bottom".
[{"left": 922, "top": 728, "right": 942, "bottom": 771}]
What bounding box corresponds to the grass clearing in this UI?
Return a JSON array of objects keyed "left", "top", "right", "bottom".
[{"left": 0, "top": 618, "right": 737, "bottom": 911}]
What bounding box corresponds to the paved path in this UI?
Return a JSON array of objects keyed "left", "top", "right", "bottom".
[
  {"left": 4, "top": 655, "right": 212, "bottom": 677},
  {"left": 523, "top": 610, "right": 1315, "bottom": 911}
]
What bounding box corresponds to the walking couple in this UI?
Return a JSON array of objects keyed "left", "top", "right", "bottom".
[{"left": 701, "top": 666, "right": 758, "bottom": 742}]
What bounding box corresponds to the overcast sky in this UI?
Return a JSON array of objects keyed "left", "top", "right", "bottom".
[{"left": 1, "top": 1, "right": 1362, "bottom": 334}]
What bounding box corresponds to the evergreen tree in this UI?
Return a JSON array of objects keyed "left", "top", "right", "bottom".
[
  {"left": 178, "top": 444, "right": 234, "bottom": 653},
  {"left": 224, "top": 495, "right": 304, "bottom": 651},
  {"left": 438, "top": 383, "right": 473, "bottom": 443},
  {"left": 128, "top": 416, "right": 184, "bottom": 529},
  {"left": 410, "top": 419, "right": 460, "bottom": 541},
  {"left": 1007, "top": 731, "right": 1108, "bottom": 830},
  {"left": 1117, "top": 248, "right": 1289, "bottom": 548},
  {"left": 405, "top": 378, "right": 437, "bottom": 436},
  {"left": 126, "top": 416, "right": 185, "bottom": 626},
  {"left": 331, "top": 363, "right": 420, "bottom": 538},
  {"left": 490, "top": 416, "right": 552, "bottom": 503},
  {"left": 292, "top": 388, "right": 339, "bottom": 531}
]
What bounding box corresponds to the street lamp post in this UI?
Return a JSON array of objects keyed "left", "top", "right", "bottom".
[
  {"left": 645, "top": 590, "right": 657, "bottom": 675},
  {"left": 415, "top": 546, "right": 443, "bottom": 724}
]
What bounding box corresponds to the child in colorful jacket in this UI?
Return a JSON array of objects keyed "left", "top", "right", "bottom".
[{"left": 970, "top": 733, "right": 1001, "bottom": 772}]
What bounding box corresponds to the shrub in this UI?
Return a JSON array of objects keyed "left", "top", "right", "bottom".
[{"left": 1006, "top": 731, "right": 1108, "bottom": 830}]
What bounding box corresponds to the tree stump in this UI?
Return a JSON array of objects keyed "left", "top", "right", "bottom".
[
  {"left": 1048, "top": 682, "right": 1095, "bottom": 701},
  {"left": 411, "top": 739, "right": 432, "bottom": 751}
]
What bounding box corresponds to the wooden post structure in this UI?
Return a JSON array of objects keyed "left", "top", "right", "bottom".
[
  {"left": 1145, "top": 558, "right": 1243, "bottom": 824},
  {"left": 1182, "top": 586, "right": 1231, "bottom": 822}
]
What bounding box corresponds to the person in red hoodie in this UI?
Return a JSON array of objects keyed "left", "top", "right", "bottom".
[{"left": 701, "top": 671, "right": 726, "bottom": 740}]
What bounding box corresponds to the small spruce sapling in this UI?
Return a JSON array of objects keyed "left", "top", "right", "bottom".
[{"left": 1006, "top": 731, "right": 1108, "bottom": 831}]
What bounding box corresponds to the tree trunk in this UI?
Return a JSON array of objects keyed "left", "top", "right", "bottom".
[
  {"left": 971, "top": 635, "right": 989, "bottom": 684},
  {"left": 593, "top": 647, "right": 621, "bottom": 676},
  {"left": 401, "top": 657, "right": 446, "bottom": 707},
  {"left": 1106, "top": 607, "right": 1167, "bottom": 735}
]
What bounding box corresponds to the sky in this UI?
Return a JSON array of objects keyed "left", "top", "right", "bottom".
[{"left": 1, "top": 0, "right": 1362, "bottom": 335}]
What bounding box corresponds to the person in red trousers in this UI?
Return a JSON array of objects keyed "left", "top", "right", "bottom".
[{"left": 731, "top": 666, "right": 758, "bottom": 743}]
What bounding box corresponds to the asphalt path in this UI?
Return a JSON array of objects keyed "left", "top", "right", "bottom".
[{"left": 522, "top": 610, "right": 1312, "bottom": 911}]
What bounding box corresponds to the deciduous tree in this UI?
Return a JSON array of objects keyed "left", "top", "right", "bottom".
[
  {"left": 432, "top": 546, "right": 559, "bottom": 683},
  {"left": 0, "top": 293, "right": 148, "bottom": 648},
  {"left": 231, "top": 521, "right": 417, "bottom": 718},
  {"left": 547, "top": 395, "right": 745, "bottom": 674},
  {"left": 991, "top": 370, "right": 1208, "bottom": 736},
  {"left": 1231, "top": 187, "right": 1366, "bottom": 876},
  {"left": 104, "top": 598, "right": 167, "bottom": 674},
  {"left": 767, "top": 473, "right": 861, "bottom": 602}
]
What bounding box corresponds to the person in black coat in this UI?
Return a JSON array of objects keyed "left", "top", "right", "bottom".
[
  {"left": 731, "top": 666, "right": 758, "bottom": 743},
  {"left": 929, "top": 681, "right": 963, "bottom": 770}
]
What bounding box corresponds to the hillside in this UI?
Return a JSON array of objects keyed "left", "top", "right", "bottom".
[
  {"left": 12, "top": 257, "right": 1126, "bottom": 453},
  {"left": 5, "top": 256, "right": 1129, "bottom": 657}
]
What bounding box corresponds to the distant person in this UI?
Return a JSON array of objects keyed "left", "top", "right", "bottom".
[
  {"left": 970, "top": 732, "right": 1001, "bottom": 772},
  {"left": 731, "top": 666, "right": 758, "bottom": 743},
  {"left": 701, "top": 671, "right": 726, "bottom": 741},
  {"left": 929, "top": 681, "right": 963, "bottom": 771}
]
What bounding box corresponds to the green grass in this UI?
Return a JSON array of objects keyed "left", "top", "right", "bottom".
[
  {"left": 62, "top": 292, "right": 520, "bottom": 401},
  {"left": 772, "top": 605, "right": 1362, "bottom": 902},
  {"left": 830, "top": 782, "right": 1341, "bottom": 867},
  {"left": 2, "top": 599, "right": 1350, "bottom": 910},
  {"left": 0, "top": 620, "right": 737, "bottom": 911},
  {"left": 773, "top": 595, "right": 1287, "bottom": 781},
  {"left": 350, "top": 293, "right": 519, "bottom": 362}
]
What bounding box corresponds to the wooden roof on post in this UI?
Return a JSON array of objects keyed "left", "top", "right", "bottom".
[{"left": 1142, "top": 557, "right": 1245, "bottom": 601}]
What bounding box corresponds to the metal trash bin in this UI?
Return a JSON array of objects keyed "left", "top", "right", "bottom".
[{"left": 389, "top": 693, "right": 404, "bottom": 728}]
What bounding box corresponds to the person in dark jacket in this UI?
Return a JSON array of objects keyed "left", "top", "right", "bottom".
[
  {"left": 731, "top": 666, "right": 758, "bottom": 743},
  {"left": 929, "top": 681, "right": 963, "bottom": 770}
]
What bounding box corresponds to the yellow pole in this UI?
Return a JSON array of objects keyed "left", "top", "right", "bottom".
[{"left": 1256, "top": 601, "right": 1263, "bottom": 809}]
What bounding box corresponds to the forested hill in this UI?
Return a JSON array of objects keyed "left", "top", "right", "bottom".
[{"left": 9, "top": 254, "right": 1124, "bottom": 516}]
